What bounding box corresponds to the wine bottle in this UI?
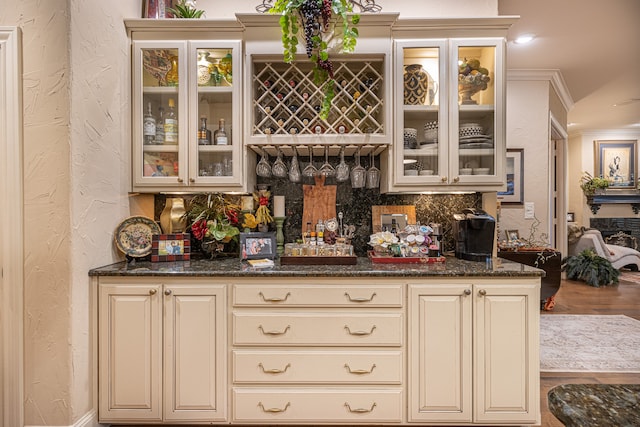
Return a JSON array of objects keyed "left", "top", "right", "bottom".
[
  {"left": 198, "top": 116, "right": 211, "bottom": 145},
  {"left": 155, "top": 106, "right": 165, "bottom": 144},
  {"left": 143, "top": 102, "right": 156, "bottom": 145},
  {"left": 213, "top": 118, "right": 228, "bottom": 145},
  {"left": 164, "top": 98, "right": 178, "bottom": 144}
]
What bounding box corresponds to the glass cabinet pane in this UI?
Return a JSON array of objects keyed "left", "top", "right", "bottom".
[
  {"left": 456, "top": 44, "right": 496, "bottom": 178},
  {"left": 399, "top": 44, "right": 443, "bottom": 180},
  {"left": 140, "top": 47, "right": 182, "bottom": 180},
  {"left": 196, "top": 48, "right": 234, "bottom": 178}
]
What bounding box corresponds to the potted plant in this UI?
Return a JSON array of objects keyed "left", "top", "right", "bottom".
[
  {"left": 562, "top": 249, "right": 620, "bottom": 287},
  {"left": 268, "top": 0, "right": 360, "bottom": 119},
  {"left": 580, "top": 171, "right": 609, "bottom": 196}
]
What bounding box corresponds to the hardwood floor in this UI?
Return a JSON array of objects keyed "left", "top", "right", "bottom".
[
  {"left": 540, "top": 275, "right": 640, "bottom": 426},
  {"left": 119, "top": 276, "right": 640, "bottom": 427}
]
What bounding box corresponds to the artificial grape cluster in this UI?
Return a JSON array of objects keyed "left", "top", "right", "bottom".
[
  {"left": 299, "top": 0, "right": 322, "bottom": 57},
  {"left": 317, "top": 58, "right": 334, "bottom": 79},
  {"left": 321, "top": 0, "right": 332, "bottom": 30}
]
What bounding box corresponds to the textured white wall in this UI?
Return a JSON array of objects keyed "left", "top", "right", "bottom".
[
  {"left": 501, "top": 80, "right": 552, "bottom": 244},
  {"left": 0, "top": 0, "right": 498, "bottom": 425}
]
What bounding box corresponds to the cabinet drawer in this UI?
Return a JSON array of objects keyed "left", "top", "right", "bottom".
[
  {"left": 232, "top": 388, "right": 403, "bottom": 423},
  {"left": 233, "top": 283, "right": 403, "bottom": 307},
  {"left": 233, "top": 312, "right": 403, "bottom": 346},
  {"left": 233, "top": 350, "right": 402, "bottom": 384}
]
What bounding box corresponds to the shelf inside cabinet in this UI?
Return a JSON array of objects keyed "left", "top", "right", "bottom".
[
  {"left": 143, "top": 86, "right": 180, "bottom": 94},
  {"left": 198, "top": 145, "right": 233, "bottom": 153},
  {"left": 143, "top": 144, "right": 179, "bottom": 153},
  {"left": 248, "top": 143, "right": 387, "bottom": 158}
]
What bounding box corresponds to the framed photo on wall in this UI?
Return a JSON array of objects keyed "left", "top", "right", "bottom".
[
  {"left": 595, "top": 140, "right": 638, "bottom": 188},
  {"left": 497, "top": 148, "right": 524, "bottom": 205},
  {"left": 240, "top": 232, "right": 276, "bottom": 260}
]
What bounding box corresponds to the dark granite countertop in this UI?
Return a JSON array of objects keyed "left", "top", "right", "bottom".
[
  {"left": 548, "top": 384, "right": 640, "bottom": 427},
  {"left": 89, "top": 256, "right": 544, "bottom": 278}
]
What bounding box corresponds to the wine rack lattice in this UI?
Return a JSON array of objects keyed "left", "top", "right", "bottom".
[{"left": 252, "top": 57, "right": 385, "bottom": 136}]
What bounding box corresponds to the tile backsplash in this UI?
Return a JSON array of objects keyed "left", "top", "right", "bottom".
[{"left": 155, "top": 156, "right": 482, "bottom": 256}]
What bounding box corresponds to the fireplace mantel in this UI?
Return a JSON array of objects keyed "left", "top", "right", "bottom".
[{"left": 587, "top": 191, "right": 640, "bottom": 214}]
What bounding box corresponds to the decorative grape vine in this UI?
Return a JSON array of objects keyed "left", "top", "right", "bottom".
[{"left": 267, "top": 0, "right": 361, "bottom": 120}]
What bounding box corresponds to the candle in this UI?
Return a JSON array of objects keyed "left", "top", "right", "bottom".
[
  {"left": 241, "top": 195, "right": 254, "bottom": 211},
  {"left": 274, "top": 195, "right": 285, "bottom": 218}
]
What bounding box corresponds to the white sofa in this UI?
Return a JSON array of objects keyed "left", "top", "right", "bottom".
[{"left": 568, "top": 228, "right": 640, "bottom": 271}]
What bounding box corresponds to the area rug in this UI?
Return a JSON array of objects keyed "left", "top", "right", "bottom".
[{"left": 540, "top": 314, "right": 640, "bottom": 372}]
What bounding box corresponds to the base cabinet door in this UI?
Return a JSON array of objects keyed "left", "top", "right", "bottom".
[
  {"left": 99, "top": 279, "right": 227, "bottom": 424},
  {"left": 164, "top": 284, "right": 227, "bottom": 422},
  {"left": 409, "top": 283, "right": 472, "bottom": 423},
  {"left": 473, "top": 282, "right": 539, "bottom": 425},
  {"left": 99, "top": 283, "right": 163, "bottom": 422}
]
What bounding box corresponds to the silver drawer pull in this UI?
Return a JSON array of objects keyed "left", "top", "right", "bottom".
[
  {"left": 258, "top": 325, "right": 291, "bottom": 336},
  {"left": 344, "top": 292, "right": 377, "bottom": 303},
  {"left": 258, "top": 362, "right": 291, "bottom": 374},
  {"left": 344, "top": 363, "right": 376, "bottom": 375},
  {"left": 344, "top": 325, "right": 376, "bottom": 336},
  {"left": 344, "top": 402, "right": 377, "bottom": 413},
  {"left": 258, "top": 291, "right": 291, "bottom": 303},
  {"left": 258, "top": 401, "right": 291, "bottom": 413}
]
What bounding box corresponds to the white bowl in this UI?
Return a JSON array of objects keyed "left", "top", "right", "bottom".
[
  {"left": 420, "top": 170, "right": 434, "bottom": 175},
  {"left": 459, "top": 168, "right": 473, "bottom": 175},
  {"left": 473, "top": 168, "right": 490, "bottom": 175},
  {"left": 405, "top": 169, "right": 418, "bottom": 176}
]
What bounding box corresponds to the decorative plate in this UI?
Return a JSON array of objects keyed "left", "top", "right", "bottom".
[
  {"left": 114, "top": 216, "right": 161, "bottom": 258},
  {"left": 325, "top": 217, "right": 339, "bottom": 233}
]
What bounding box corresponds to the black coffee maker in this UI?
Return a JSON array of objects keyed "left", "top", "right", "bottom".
[{"left": 452, "top": 208, "right": 495, "bottom": 261}]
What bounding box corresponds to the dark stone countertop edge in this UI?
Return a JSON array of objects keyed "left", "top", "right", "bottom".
[{"left": 89, "top": 257, "right": 544, "bottom": 278}]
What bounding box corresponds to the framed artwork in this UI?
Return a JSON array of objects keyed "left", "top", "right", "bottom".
[
  {"left": 497, "top": 148, "right": 524, "bottom": 205},
  {"left": 505, "top": 230, "right": 520, "bottom": 242},
  {"left": 240, "top": 232, "right": 277, "bottom": 260},
  {"left": 595, "top": 140, "right": 637, "bottom": 188},
  {"left": 151, "top": 233, "right": 191, "bottom": 262}
]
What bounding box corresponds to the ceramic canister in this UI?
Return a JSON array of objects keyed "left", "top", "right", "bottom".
[{"left": 403, "top": 64, "right": 438, "bottom": 105}]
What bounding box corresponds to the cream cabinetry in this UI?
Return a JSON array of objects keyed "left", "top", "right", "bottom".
[
  {"left": 230, "top": 279, "right": 404, "bottom": 424},
  {"left": 408, "top": 279, "right": 540, "bottom": 425},
  {"left": 98, "top": 278, "right": 227, "bottom": 424},
  {"left": 382, "top": 18, "right": 514, "bottom": 193},
  {"left": 126, "top": 20, "right": 249, "bottom": 192}
]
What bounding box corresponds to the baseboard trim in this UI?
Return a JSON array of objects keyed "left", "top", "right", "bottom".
[{"left": 24, "top": 409, "right": 98, "bottom": 427}]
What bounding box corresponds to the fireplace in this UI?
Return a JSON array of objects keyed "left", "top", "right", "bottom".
[{"left": 590, "top": 218, "right": 640, "bottom": 249}]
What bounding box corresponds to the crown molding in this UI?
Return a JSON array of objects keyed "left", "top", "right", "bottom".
[{"left": 508, "top": 69, "right": 574, "bottom": 112}]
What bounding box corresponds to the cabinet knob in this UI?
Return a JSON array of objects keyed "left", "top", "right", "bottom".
[
  {"left": 177, "top": 178, "right": 184, "bottom": 183},
  {"left": 453, "top": 177, "right": 460, "bottom": 183},
  {"left": 164, "top": 289, "right": 172, "bottom": 296},
  {"left": 149, "top": 289, "right": 157, "bottom": 295},
  {"left": 441, "top": 176, "right": 447, "bottom": 182},
  {"left": 189, "top": 177, "right": 195, "bottom": 183},
  {"left": 464, "top": 289, "right": 471, "bottom": 295},
  {"left": 478, "top": 289, "right": 487, "bottom": 296}
]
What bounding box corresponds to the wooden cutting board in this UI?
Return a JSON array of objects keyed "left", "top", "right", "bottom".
[{"left": 302, "top": 175, "right": 337, "bottom": 228}]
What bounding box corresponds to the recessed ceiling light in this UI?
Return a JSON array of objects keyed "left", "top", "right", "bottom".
[{"left": 514, "top": 34, "right": 535, "bottom": 44}]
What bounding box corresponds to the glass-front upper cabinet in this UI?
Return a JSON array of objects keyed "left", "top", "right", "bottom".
[
  {"left": 131, "top": 39, "right": 242, "bottom": 192},
  {"left": 389, "top": 37, "right": 505, "bottom": 192},
  {"left": 450, "top": 38, "right": 504, "bottom": 187}
]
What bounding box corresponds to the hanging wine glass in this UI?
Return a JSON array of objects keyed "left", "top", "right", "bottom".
[
  {"left": 289, "top": 146, "right": 301, "bottom": 183},
  {"left": 302, "top": 145, "right": 318, "bottom": 177},
  {"left": 350, "top": 148, "right": 366, "bottom": 188},
  {"left": 272, "top": 146, "right": 288, "bottom": 178},
  {"left": 335, "top": 146, "right": 350, "bottom": 182},
  {"left": 319, "top": 145, "right": 336, "bottom": 177},
  {"left": 366, "top": 150, "right": 380, "bottom": 189},
  {"left": 255, "top": 147, "right": 272, "bottom": 178}
]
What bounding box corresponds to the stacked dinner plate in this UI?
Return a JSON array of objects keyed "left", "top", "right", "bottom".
[{"left": 459, "top": 123, "right": 493, "bottom": 149}]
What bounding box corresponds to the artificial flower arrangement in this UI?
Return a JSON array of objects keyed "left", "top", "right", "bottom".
[{"left": 184, "top": 193, "right": 241, "bottom": 256}]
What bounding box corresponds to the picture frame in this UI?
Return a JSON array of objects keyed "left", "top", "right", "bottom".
[
  {"left": 505, "top": 230, "right": 520, "bottom": 242},
  {"left": 595, "top": 140, "right": 638, "bottom": 188},
  {"left": 151, "top": 233, "right": 191, "bottom": 262},
  {"left": 567, "top": 212, "right": 575, "bottom": 222},
  {"left": 142, "top": 0, "right": 172, "bottom": 19},
  {"left": 497, "top": 148, "right": 524, "bottom": 205},
  {"left": 240, "top": 232, "right": 277, "bottom": 260}
]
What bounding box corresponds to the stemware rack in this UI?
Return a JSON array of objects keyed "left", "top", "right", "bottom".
[
  {"left": 248, "top": 143, "right": 387, "bottom": 158},
  {"left": 252, "top": 56, "right": 385, "bottom": 136}
]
